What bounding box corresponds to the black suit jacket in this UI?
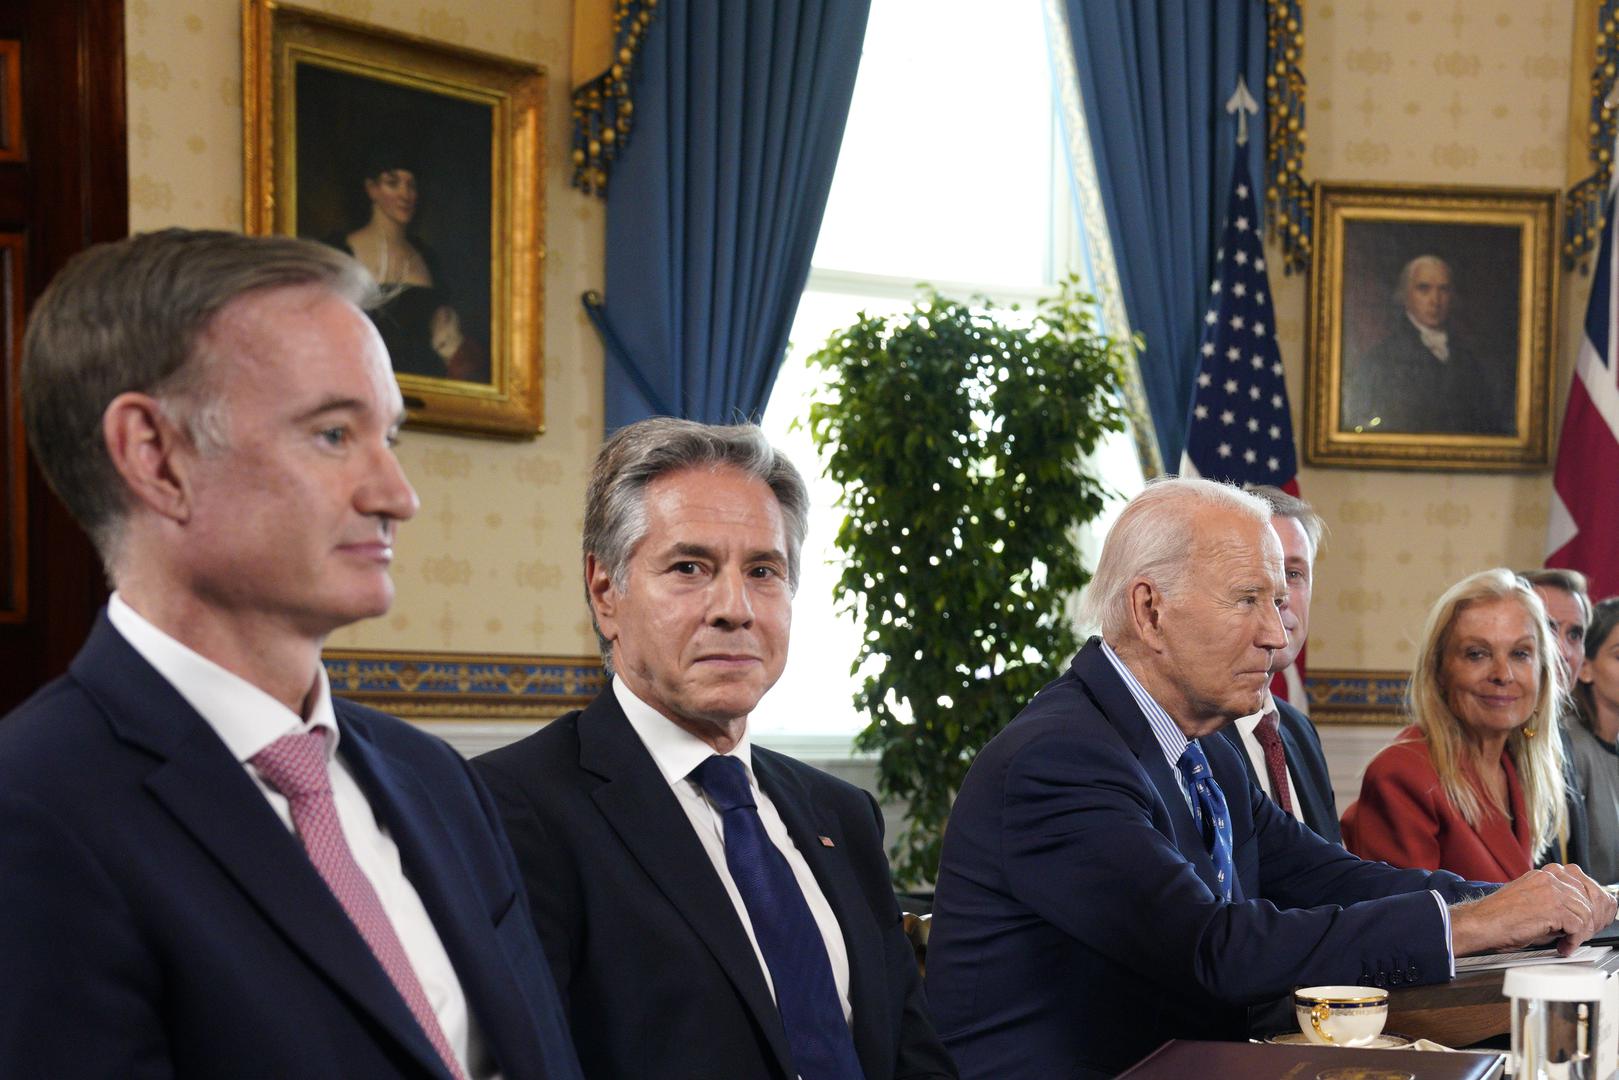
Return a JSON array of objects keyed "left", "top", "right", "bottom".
[
  {"left": 0, "top": 612, "right": 583, "bottom": 1079},
  {"left": 1215, "top": 697, "right": 1341, "bottom": 844},
  {"left": 473, "top": 688, "right": 956, "bottom": 1080},
  {"left": 1343, "top": 318, "right": 1513, "bottom": 436}
]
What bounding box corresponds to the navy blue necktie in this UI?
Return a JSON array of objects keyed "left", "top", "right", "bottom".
[
  {"left": 1177, "top": 740, "right": 1234, "bottom": 901},
  {"left": 691, "top": 754, "right": 863, "bottom": 1080}
]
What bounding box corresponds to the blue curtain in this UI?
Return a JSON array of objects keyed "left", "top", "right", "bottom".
[
  {"left": 1057, "top": 0, "right": 1265, "bottom": 469},
  {"left": 592, "top": 0, "right": 872, "bottom": 429}
]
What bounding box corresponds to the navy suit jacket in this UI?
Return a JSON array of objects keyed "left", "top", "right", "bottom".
[
  {"left": 1216, "top": 697, "right": 1342, "bottom": 845},
  {"left": 0, "top": 613, "right": 583, "bottom": 1080},
  {"left": 925, "top": 640, "right": 1485, "bottom": 1080},
  {"left": 473, "top": 688, "right": 957, "bottom": 1080}
]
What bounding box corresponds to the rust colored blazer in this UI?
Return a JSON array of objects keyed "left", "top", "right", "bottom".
[{"left": 1342, "top": 725, "right": 1531, "bottom": 883}]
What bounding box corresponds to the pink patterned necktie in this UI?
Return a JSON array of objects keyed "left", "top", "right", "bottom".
[{"left": 251, "top": 730, "right": 468, "bottom": 1080}]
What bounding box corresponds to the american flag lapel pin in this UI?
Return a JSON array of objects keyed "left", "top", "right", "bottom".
[{"left": 819, "top": 835, "right": 836, "bottom": 848}]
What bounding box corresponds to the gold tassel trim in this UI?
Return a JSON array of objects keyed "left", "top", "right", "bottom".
[
  {"left": 1264, "top": 0, "right": 1309, "bottom": 276},
  {"left": 1565, "top": 1, "right": 1619, "bottom": 272},
  {"left": 570, "top": 0, "right": 660, "bottom": 197}
]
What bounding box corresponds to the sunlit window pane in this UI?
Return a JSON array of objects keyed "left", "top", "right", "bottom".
[{"left": 809, "top": 0, "right": 1057, "bottom": 288}]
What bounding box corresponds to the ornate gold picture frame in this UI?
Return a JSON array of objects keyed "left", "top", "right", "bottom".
[
  {"left": 244, "top": 1, "right": 545, "bottom": 438},
  {"left": 1305, "top": 183, "right": 1558, "bottom": 471}
]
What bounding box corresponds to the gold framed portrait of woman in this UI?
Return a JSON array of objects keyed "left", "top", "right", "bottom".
[{"left": 244, "top": 0, "right": 545, "bottom": 438}]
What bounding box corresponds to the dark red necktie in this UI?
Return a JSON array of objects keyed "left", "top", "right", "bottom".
[{"left": 1253, "top": 711, "right": 1295, "bottom": 815}]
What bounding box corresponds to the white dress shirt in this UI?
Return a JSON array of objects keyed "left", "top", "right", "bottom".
[
  {"left": 1408, "top": 312, "right": 1450, "bottom": 361},
  {"left": 1232, "top": 697, "right": 1305, "bottom": 824},
  {"left": 108, "top": 594, "right": 494, "bottom": 1077},
  {"left": 613, "top": 676, "right": 854, "bottom": 1023}
]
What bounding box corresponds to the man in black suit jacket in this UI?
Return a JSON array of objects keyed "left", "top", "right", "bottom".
[
  {"left": 1215, "top": 487, "right": 1341, "bottom": 844},
  {"left": 0, "top": 230, "right": 581, "bottom": 1078},
  {"left": 475, "top": 418, "right": 955, "bottom": 1080}
]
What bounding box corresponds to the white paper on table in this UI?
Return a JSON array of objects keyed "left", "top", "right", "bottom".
[{"left": 1454, "top": 945, "right": 1613, "bottom": 974}]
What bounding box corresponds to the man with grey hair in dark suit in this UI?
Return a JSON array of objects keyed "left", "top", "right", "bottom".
[{"left": 475, "top": 417, "right": 956, "bottom": 1080}]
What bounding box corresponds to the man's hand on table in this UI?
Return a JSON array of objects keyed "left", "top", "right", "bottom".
[{"left": 1449, "top": 864, "right": 1618, "bottom": 958}]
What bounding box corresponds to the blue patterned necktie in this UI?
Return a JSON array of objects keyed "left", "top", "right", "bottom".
[
  {"left": 691, "top": 755, "right": 864, "bottom": 1080},
  {"left": 1177, "top": 740, "right": 1235, "bottom": 901}
]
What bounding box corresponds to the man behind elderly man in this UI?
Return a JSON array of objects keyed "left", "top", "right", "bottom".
[{"left": 925, "top": 476, "right": 1614, "bottom": 1080}]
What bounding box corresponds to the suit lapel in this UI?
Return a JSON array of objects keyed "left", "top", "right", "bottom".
[
  {"left": 72, "top": 617, "right": 450, "bottom": 1078},
  {"left": 1275, "top": 708, "right": 1325, "bottom": 836},
  {"left": 336, "top": 708, "right": 538, "bottom": 1079},
  {"left": 753, "top": 749, "right": 887, "bottom": 1079},
  {"left": 1216, "top": 724, "right": 1263, "bottom": 788},
  {"left": 577, "top": 694, "right": 796, "bottom": 1078},
  {"left": 1070, "top": 641, "right": 1224, "bottom": 899}
]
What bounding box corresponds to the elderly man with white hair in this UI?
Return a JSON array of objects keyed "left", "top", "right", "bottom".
[{"left": 924, "top": 477, "right": 1615, "bottom": 1080}]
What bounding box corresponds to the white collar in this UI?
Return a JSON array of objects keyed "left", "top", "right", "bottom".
[
  {"left": 1406, "top": 312, "right": 1450, "bottom": 361},
  {"left": 1233, "top": 692, "right": 1279, "bottom": 735},
  {"left": 107, "top": 592, "right": 339, "bottom": 765},
  {"left": 612, "top": 675, "right": 755, "bottom": 789}
]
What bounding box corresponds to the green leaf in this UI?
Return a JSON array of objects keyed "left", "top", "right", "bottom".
[{"left": 805, "top": 280, "right": 1126, "bottom": 887}]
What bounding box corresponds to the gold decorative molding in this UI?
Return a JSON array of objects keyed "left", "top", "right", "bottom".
[
  {"left": 323, "top": 648, "right": 604, "bottom": 720},
  {"left": 1306, "top": 668, "right": 1407, "bottom": 726}
]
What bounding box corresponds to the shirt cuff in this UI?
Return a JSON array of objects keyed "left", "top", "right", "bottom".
[{"left": 1432, "top": 890, "right": 1455, "bottom": 977}]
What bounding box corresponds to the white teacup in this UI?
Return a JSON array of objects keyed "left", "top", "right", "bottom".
[{"left": 1294, "top": 985, "right": 1389, "bottom": 1047}]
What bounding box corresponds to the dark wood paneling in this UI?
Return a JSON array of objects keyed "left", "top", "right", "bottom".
[
  {"left": 0, "top": 1, "right": 126, "bottom": 712},
  {"left": 0, "top": 231, "right": 24, "bottom": 621}
]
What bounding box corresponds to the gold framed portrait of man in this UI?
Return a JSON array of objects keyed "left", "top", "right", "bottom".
[
  {"left": 243, "top": 0, "right": 545, "bottom": 438},
  {"left": 1305, "top": 182, "right": 1558, "bottom": 471}
]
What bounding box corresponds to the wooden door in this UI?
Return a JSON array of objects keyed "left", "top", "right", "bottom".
[{"left": 0, "top": 0, "right": 127, "bottom": 712}]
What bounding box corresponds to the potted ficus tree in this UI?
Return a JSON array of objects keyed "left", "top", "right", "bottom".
[{"left": 806, "top": 280, "right": 1132, "bottom": 886}]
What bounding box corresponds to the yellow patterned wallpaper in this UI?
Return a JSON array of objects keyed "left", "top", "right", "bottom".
[
  {"left": 121, "top": 0, "right": 1592, "bottom": 679},
  {"left": 125, "top": 0, "right": 605, "bottom": 659},
  {"left": 1279, "top": 0, "right": 1586, "bottom": 670}
]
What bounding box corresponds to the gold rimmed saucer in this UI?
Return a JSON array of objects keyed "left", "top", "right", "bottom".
[{"left": 1264, "top": 1032, "right": 1414, "bottom": 1050}]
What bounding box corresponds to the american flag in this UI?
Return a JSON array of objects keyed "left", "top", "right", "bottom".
[
  {"left": 1547, "top": 189, "right": 1619, "bottom": 601},
  {"left": 1180, "top": 153, "right": 1299, "bottom": 493},
  {"left": 1181, "top": 152, "right": 1305, "bottom": 703}
]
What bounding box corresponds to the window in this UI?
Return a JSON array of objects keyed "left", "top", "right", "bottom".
[{"left": 751, "top": 0, "right": 1144, "bottom": 751}]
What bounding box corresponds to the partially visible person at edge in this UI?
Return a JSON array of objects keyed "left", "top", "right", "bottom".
[
  {"left": 1520, "top": 567, "right": 1594, "bottom": 870},
  {"left": 1569, "top": 598, "right": 1619, "bottom": 884}
]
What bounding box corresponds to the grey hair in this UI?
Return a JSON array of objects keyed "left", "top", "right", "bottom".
[
  {"left": 1080, "top": 475, "right": 1273, "bottom": 639},
  {"left": 22, "top": 228, "right": 377, "bottom": 571},
  {"left": 581, "top": 417, "right": 810, "bottom": 664},
  {"left": 1248, "top": 484, "right": 1327, "bottom": 560},
  {"left": 1393, "top": 254, "right": 1453, "bottom": 304}
]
